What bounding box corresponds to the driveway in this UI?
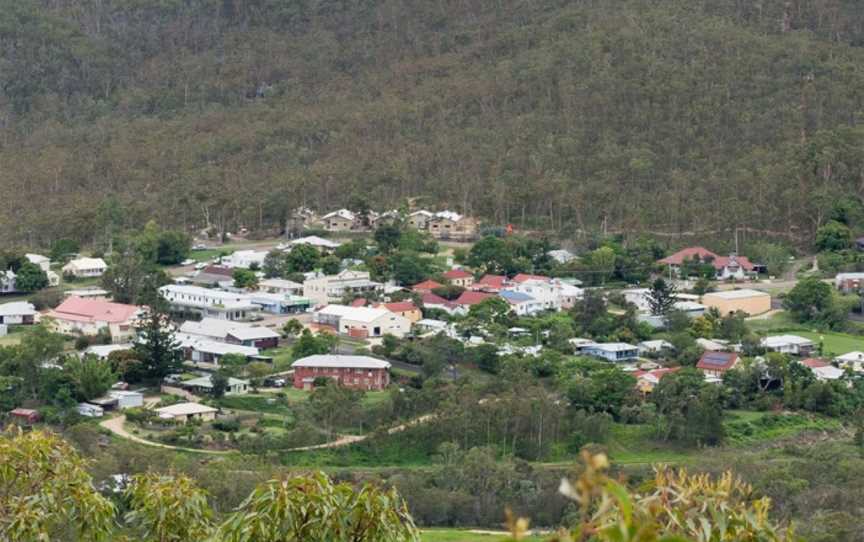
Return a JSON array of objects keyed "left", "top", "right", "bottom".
[{"left": 99, "top": 414, "right": 231, "bottom": 455}]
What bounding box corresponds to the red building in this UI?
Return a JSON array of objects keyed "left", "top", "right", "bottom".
[
  {"left": 291, "top": 355, "right": 391, "bottom": 391},
  {"left": 9, "top": 408, "right": 40, "bottom": 425}
]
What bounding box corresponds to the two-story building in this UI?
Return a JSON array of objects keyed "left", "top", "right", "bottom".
[
  {"left": 303, "top": 270, "right": 383, "bottom": 306},
  {"left": 292, "top": 354, "right": 391, "bottom": 390},
  {"left": 158, "top": 285, "right": 258, "bottom": 321}
]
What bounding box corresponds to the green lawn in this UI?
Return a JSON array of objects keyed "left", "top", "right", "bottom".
[
  {"left": 188, "top": 249, "right": 228, "bottom": 263},
  {"left": 795, "top": 331, "right": 864, "bottom": 356},
  {"left": 421, "top": 529, "right": 543, "bottom": 542}
]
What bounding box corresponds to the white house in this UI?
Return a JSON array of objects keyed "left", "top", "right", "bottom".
[
  {"left": 547, "top": 249, "right": 577, "bottom": 264},
  {"left": 179, "top": 318, "right": 279, "bottom": 348},
  {"left": 223, "top": 250, "right": 268, "bottom": 269},
  {"left": 760, "top": 335, "right": 815, "bottom": 356},
  {"left": 286, "top": 236, "right": 342, "bottom": 251},
  {"left": 835, "top": 351, "right": 864, "bottom": 372},
  {"left": 159, "top": 285, "right": 258, "bottom": 321},
  {"left": 0, "top": 302, "right": 38, "bottom": 325},
  {"left": 77, "top": 403, "right": 104, "bottom": 417},
  {"left": 108, "top": 390, "right": 144, "bottom": 409},
  {"left": 0, "top": 270, "right": 16, "bottom": 293},
  {"left": 499, "top": 290, "right": 545, "bottom": 316},
  {"left": 62, "top": 257, "right": 108, "bottom": 278},
  {"left": 26, "top": 254, "right": 60, "bottom": 286},
  {"left": 800, "top": 359, "right": 844, "bottom": 381},
  {"left": 155, "top": 402, "right": 218, "bottom": 423},
  {"left": 259, "top": 278, "right": 304, "bottom": 296},
  {"left": 303, "top": 270, "right": 383, "bottom": 305},
  {"left": 313, "top": 304, "right": 411, "bottom": 338},
  {"left": 182, "top": 374, "right": 250, "bottom": 396},
  {"left": 583, "top": 343, "right": 640, "bottom": 362},
  {"left": 175, "top": 332, "right": 261, "bottom": 366}
]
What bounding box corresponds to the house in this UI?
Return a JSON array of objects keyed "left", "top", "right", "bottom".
[
  {"left": 834, "top": 272, "right": 864, "bottom": 293},
  {"left": 583, "top": 343, "right": 639, "bottom": 362},
  {"left": 62, "top": 257, "right": 108, "bottom": 278},
  {"left": 175, "top": 333, "right": 261, "bottom": 366},
  {"left": 286, "top": 236, "right": 342, "bottom": 251},
  {"left": 371, "top": 210, "right": 402, "bottom": 228},
  {"left": 259, "top": 278, "right": 304, "bottom": 296},
  {"left": 376, "top": 301, "right": 423, "bottom": 323},
  {"left": 313, "top": 305, "right": 411, "bottom": 338},
  {"left": 800, "top": 358, "right": 844, "bottom": 381},
  {"left": 155, "top": 402, "right": 218, "bottom": 423},
  {"left": 427, "top": 211, "right": 479, "bottom": 241},
  {"left": 454, "top": 290, "right": 494, "bottom": 308},
  {"left": 473, "top": 274, "right": 507, "bottom": 293},
  {"left": 420, "top": 293, "right": 463, "bottom": 315},
  {"left": 554, "top": 280, "right": 584, "bottom": 309},
  {"left": 0, "top": 302, "right": 38, "bottom": 325},
  {"left": 48, "top": 296, "right": 141, "bottom": 343},
  {"left": 292, "top": 354, "right": 391, "bottom": 390},
  {"left": 250, "top": 292, "right": 312, "bottom": 314},
  {"left": 407, "top": 210, "right": 434, "bottom": 230},
  {"left": 412, "top": 279, "right": 444, "bottom": 294},
  {"left": 108, "top": 390, "right": 144, "bottom": 409},
  {"left": 223, "top": 250, "right": 268, "bottom": 269},
  {"left": 9, "top": 408, "right": 40, "bottom": 424},
  {"left": 320, "top": 209, "right": 359, "bottom": 231},
  {"left": 25, "top": 254, "right": 59, "bottom": 286},
  {"left": 303, "top": 270, "right": 383, "bottom": 305},
  {"left": 63, "top": 288, "right": 111, "bottom": 299},
  {"left": 182, "top": 375, "right": 250, "bottom": 396},
  {"left": 442, "top": 269, "right": 474, "bottom": 288},
  {"left": 0, "top": 270, "right": 17, "bottom": 293},
  {"left": 179, "top": 318, "right": 279, "bottom": 349},
  {"left": 511, "top": 273, "right": 551, "bottom": 284},
  {"left": 633, "top": 367, "right": 680, "bottom": 393},
  {"left": 834, "top": 351, "right": 864, "bottom": 372},
  {"left": 190, "top": 265, "right": 234, "bottom": 287},
  {"left": 85, "top": 343, "right": 134, "bottom": 360},
  {"left": 701, "top": 289, "right": 771, "bottom": 316},
  {"left": 77, "top": 403, "right": 104, "bottom": 417},
  {"left": 499, "top": 290, "right": 544, "bottom": 316},
  {"left": 760, "top": 334, "right": 815, "bottom": 356},
  {"left": 159, "top": 285, "right": 258, "bottom": 321},
  {"left": 547, "top": 249, "right": 577, "bottom": 264},
  {"left": 415, "top": 319, "right": 456, "bottom": 336},
  {"left": 696, "top": 351, "right": 740, "bottom": 376},
  {"left": 638, "top": 340, "right": 674, "bottom": 355},
  {"left": 658, "top": 247, "right": 755, "bottom": 280}
]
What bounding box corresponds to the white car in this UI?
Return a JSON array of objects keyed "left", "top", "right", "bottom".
[
  {"left": 181, "top": 259, "right": 196, "bottom": 266},
  {"left": 194, "top": 262, "right": 207, "bottom": 270}
]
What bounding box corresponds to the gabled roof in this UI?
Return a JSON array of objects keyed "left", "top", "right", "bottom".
[
  {"left": 442, "top": 269, "right": 472, "bottom": 280},
  {"left": 696, "top": 351, "right": 739, "bottom": 372},
  {"left": 288, "top": 236, "right": 341, "bottom": 249},
  {"left": 321, "top": 209, "right": 356, "bottom": 221},
  {"left": 454, "top": 291, "right": 494, "bottom": 306},
  {"left": 714, "top": 255, "right": 755, "bottom": 271},
  {"left": 421, "top": 293, "right": 454, "bottom": 306},
  {"left": 761, "top": 334, "right": 814, "bottom": 348},
  {"left": 316, "top": 304, "right": 393, "bottom": 323},
  {"left": 156, "top": 402, "right": 218, "bottom": 416},
  {"left": 801, "top": 358, "right": 829, "bottom": 368},
  {"left": 658, "top": 247, "right": 719, "bottom": 266},
  {"left": 51, "top": 296, "right": 139, "bottom": 324},
  {"left": 292, "top": 354, "right": 390, "bottom": 369},
  {"left": 378, "top": 301, "right": 418, "bottom": 313},
  {"left": 511, "top": 273, "right": 551, "bottom": 284},
  {"left": 412, "top": 279, "right": 443, "bottom": 292},
  {"left": 0, "top": 301, "right": 37, "bottom": 317},
  {"left": 474, "top": 274, "right": 506, "bottom": 291}
]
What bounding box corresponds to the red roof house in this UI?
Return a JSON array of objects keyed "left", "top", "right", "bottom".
[
  {"left": 696, "top": 351, "right": 740, "bottom": 376},
  {"left": 9, "top": 408, "right": 40, "bottom": 424},
  {"left": 454, "top": 291, "right": 494, "bottom": 307},
  {"left": 350, "top": 298, "right": 368, "bottom": 307},
  {"left": 473, "top": 274, "right": 507, "bottom": 292},
  {"left": 633, "top": 367, "right": 680, "bottom": 392},
  {"left": 48, "top": 296, "right": 141, "bottom": 343},
  {"left": 442, "top": 269, "right": 474, "bottom": 287},
  {"left": 659, "top": 247, "right": 755, "bottom": 280},
  {"left": 421, "top": 293, "right": 461, "bottom": 314},
  {"left": 412, "top": 280, "right": 444, "bottom": 293}
]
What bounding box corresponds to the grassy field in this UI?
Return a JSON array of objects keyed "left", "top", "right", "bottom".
[
  {"left": 421, "top": 529, "right": 544, "bottom": 542},
  {"left": 795, "top": 331, "right": 864, "bottom": 356}
]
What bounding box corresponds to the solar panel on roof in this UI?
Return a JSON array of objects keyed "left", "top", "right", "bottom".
[{"left": 701, "top": 353, "right": 733, "bottom": 366}]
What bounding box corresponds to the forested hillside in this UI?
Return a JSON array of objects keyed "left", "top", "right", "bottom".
[{"left": 3, "top": 0, "right": 864, "bottom": 246}]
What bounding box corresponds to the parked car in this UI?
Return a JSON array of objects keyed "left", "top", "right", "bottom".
[
  {"left": 265, "top": 377, "right": 287, "bottom": 388},
  {"left": 163, "top": 374, "right": 183, "bottom": 385},
  {"left": 192, "top": 244, "right": 209, "bottom": 251},
  {"left": 181, "top": 259, "right": 196, "bottom": 266},
  {"left": 194, "top": 262, "right": 207, "bottom": 270}
]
